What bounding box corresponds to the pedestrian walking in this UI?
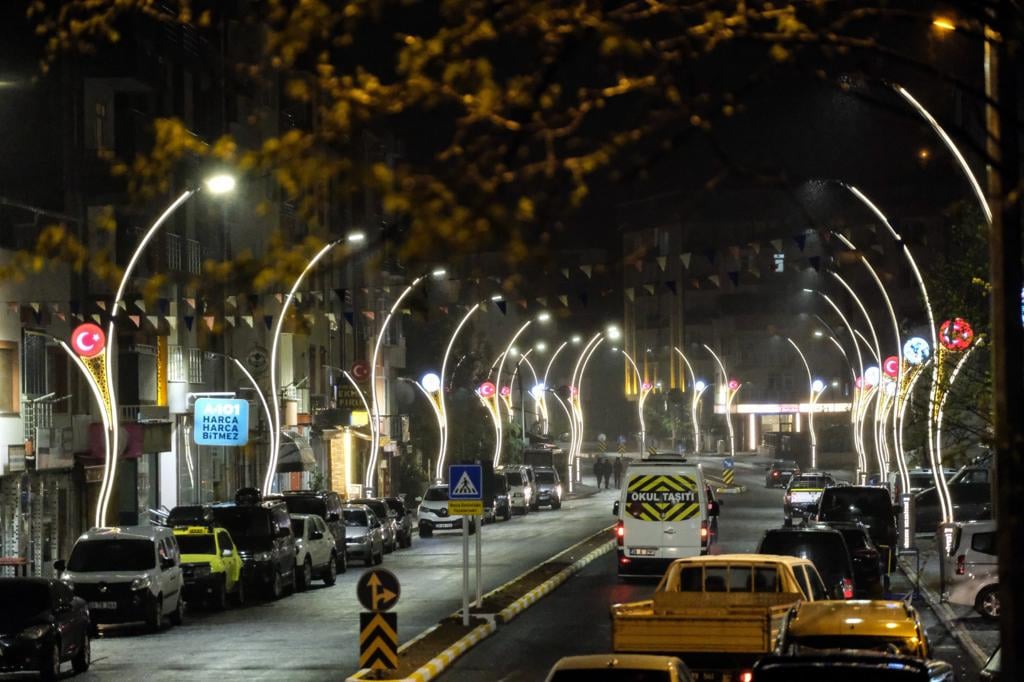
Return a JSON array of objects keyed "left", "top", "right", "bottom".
[
  {"left": 602, "top": 460, "right": 612, "bottom": 489},
  {"left": 593, "top": 456, "right": 604, "bottom": 487},
  {"left": 613, "top": 456, "right": 623, "bottom": 488}
]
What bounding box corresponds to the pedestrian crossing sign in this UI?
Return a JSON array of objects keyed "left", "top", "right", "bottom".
[{"left": 449, "top": 464, "right": 483, "bottom": 500}]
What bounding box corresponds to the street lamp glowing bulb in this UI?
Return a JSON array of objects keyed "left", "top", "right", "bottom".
[
  {"left": 204, "top": 173, "right": 237, "bottom": 195},
  {"left": 694, "top": 380, "right": 706, "bottom": 392},
  {"left": 606, "top": 326, "right": 621, "bottom": 341},
  {"left": 431, "top": 268, "right": 447, "bottom": 278},
  {"left": 537, "top": 312, "right": 551, "bottom": 322},
  {"left": 813, "top": 330, "right": 823, "bottom": 337},
  {"left": 932, "top": 16, "right": 956, "bottom": 32},
  {"left": 346, "top": 231, "right": 366, "bottom": 243},
  {"left": 421, "top": 372, "right": 441, "bottom": 393},
  {"left": 812, "top": 379, "right": 825, "bottom": 394},
  {"left": 535, "top": 341, "right": 548, "bottom": 352},
  {"left": 531, "top": 383, "right": 546, "bottom": 400}
]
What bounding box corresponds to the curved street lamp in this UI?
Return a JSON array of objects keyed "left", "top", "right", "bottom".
[
  {"left": 673, "top": 347, "right": 705, "bottom": 453},
  {"left": 437, "top": 303, "right": 480, "bottom": 478},
  {"left": 787, "top": 338, "right": 823, "bottom": 468},
  {"left": 490, "top": 319, "right": 534, "bottom": 467},
  {"left": 569, "top": 333, "right": 603, "bottom": 465},
  {"left": 620, "top": 348, "right": 653, "bottom": 454},
  {"left": 703, "top": 345, "right": 739, "bottom": 458}
]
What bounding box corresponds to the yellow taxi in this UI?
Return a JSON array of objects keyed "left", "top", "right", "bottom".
[
  {"left": 775, "top": 600, "right": 930, "bottom": 658},
  {"left": 173, "top": 525, "right": 245, "bottom": 609}
]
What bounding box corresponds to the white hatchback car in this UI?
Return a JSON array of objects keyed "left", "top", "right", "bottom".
[
  {"left": 943, "top": 520, "right": 999, "bottom": 619},
  {"left": 290, "top": 513, "right": 339, "bottom": 590}
]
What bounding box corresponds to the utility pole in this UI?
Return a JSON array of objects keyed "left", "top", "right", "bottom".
[{"left": 985, "top": 4, "right": 1022, "bottom": 679}]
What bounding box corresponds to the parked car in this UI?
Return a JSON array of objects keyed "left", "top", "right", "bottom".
[
  {"left": 783, "top": 472, "right": 835, "bottom": 524},
  {"left": 915, "top": 464, "right": 992, "bottom": 534},
  {"left": 416, "top": 484, "right": 476, "bottom": 537},
  {"left": 766, "top": 459, "right": 800, "bottom": 488},
  {"left": 815, "top": 485, "right": 898, "bottom": 575},
  {"left": 56, "top": 525, "right": 185, "bottom": 631},
  {"left": 210, "top": 493, "right": 297, "bottom": 600},
  {"left": 0, "top": 577, "right": 91, "bottom": 679},
  {"left": 290, "top": 513, "right": 339, "bottom": 589},
  {"left": 814, "top": 520, "right": 885, "bottom": 597},
  {"left": 342, "top": 504, "right": 385, "bottom": 565},
  {"left": 172, "top": 523, "right": 245, "bottom": 609},
  {"left": 891, "top": 468, "right": 956, "bottom": 501},
  {"left": 496, "top": 466, "right": 533, "bottom": 515},
  {"left": 384, "top": 497, "right": 414, "bottom": 548},
  {"left": 943, "top": 520, "right": 999, "bottom": 619},
  {"left": 533, "top": 466, "right": 563, "bottom": 509},
  {"left": 758, "top": 527, "right": 855, "bottom": 599},
  {"left": 545, "top": 654, "right": 693, "bottom": 681},
  {"left": 755, "top": 653, "right": 946, "bottom": 681},
  {"left": 350, "top": 498, "right": 399, "bottom": 552},
  {"left": 270, "top": 490, "right": 348, "bottom": 572},
  {"left": 485, "top": 474, "right": 512, "bottom": 522}
]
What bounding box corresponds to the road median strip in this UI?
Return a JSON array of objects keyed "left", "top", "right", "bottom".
[{"left": 346, "top": 525, "right": 614, "bottom": 681}]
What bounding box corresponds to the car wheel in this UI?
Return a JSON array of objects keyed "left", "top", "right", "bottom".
[
  {"left": 213, "top": 578, "right": 229, "bottom": 611},
  {"left": 169, "top": 594, "right": 185, "bottom": 626},
  {"left": 147, "top": 597, "right": 163, "bottom": 632},
  {"left": 39, "top": 641, "right": 60, "bottom": 681},
  {"left": 270, "top": 570, "right": 285, "bottom": 600},
  {"left": 783, "top": 516, "right": 793, "bottom": 528},
  {"left": 324, "top": 555, "right": 337, "bottom": 586},
  {"left": 298, "top": 558, "right": 312, "bottom": 592},
  {"left": 339, "top": 549, "right": 348, "bottom": 573},
  {"left": 503, "top": 508, "right": 512, "bottom": 521},
  {"left": 375, "top": 546, "right": 384, "bottom": 565},
  {"left": 976, "top": 586, "right": 1000, "bottom": 619},
  {"left": 553, "top": 500, "right": 562, "bottom": 510},
  {"left": 72, "top": 631, "right": 90, "bottom": 673},
  {"left": 233, "top": 579, "right": 246, "bottom": 607}
]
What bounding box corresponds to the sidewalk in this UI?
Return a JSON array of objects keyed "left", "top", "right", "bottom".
[{"left": 897, "top": 536, "right": 999, "bottom": 667}]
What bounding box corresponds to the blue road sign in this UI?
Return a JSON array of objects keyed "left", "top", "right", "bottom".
[
  {"left": 194, "top": 398, "right": 250, "bottom": 446},
  {"left": 449, "top": 464, "right": 483, "bottom": 500},
  {"left": 618, "top": 434, "right": 627, "bottom": 445},
  {"left": 723, "top": 456, "right": 735, "bottom": 470}
]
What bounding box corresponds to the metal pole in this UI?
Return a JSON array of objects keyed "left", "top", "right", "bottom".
[
  {"left": 462, "top": 517, "right": 470, "bottom": 626},
  {"left": 475, "top": 514, "right": 482, "bottom": 607}
]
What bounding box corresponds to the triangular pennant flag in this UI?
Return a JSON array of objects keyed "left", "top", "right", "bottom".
[
  {"left": 561, "top": 268, "right": 570, "bottom": 279},
  {"left": 184, "top": 297, "right": 195, "bottom": 310},
  {"left": 56, "top": 312, "right": 66, "bottom": 321},
  {"left": 226, "top": 295, "right": 237, "bottom": 308},
  {"left": 770, "top": 239, "right": 783, "bottom": 252},
  {"left": 30, "top": 302, "right": 40, "bottom": 313},
  {"left": 536, "top": 297, "right": 548, "bottom": 307},
  {"left": 708, "top": 275, "right": 720, "bottom": 288},
  {"left": 665, "top": 281, "right": 677, "bottom": 295},
  {"left": 158, "top": 298, "right": 170, "bottom": 315},
  {"left": 148, "top": 315, "right": 159, "bottom": 328},
  {"left": 96, "top": 301, "right": 107, "bottom": 311},
  {"left": 872, "top": 244, "right": 884, "bottom": 254},
  {"left": 439, "top": 306, "right": 448, "bottom": 316},
  {"left": 643, "top": 284, "right": 655, "bottom": 296},
  {"left": 727, "top": 271, "right": 740, "bottom": 287},
  {"left": 343, "top": 312, "right": 355, "bottom": 327},
  {"left": 749, "top": 269, "right": 761, "bottom": 279},
  {"left": 129, "top": 315, "right": 141, "bottom": 327},
  {"left": 808, "top": 256, "right": 822, "bottom": 272},
  {"left": 263, "top": 315, "right": 273, "bottom": 330},
  {"left": 517, "top": 299, "right": 528, "bottom": 310},
  {"left": 558, "top": 295, "right": 569, "bottom": 307},
  {"left": 363, "top": 310, "right": 376, "bottom": 320},
  {"left": 691, "top": 278, "right": 701, "bottom": 290},
  {"left": 204, "top": 316, "right": 215, "bottom": 331},
  {"left": 167, "top": 316, "right": 177, "bottom": 330},
  {"left": 242, "top": 315, "right": 253, "bottom": 328},
  {"left": 625, "top": 288, "right": 635, "bottom": 302},
  {"left": 334, "top": 288, "right": 347, "bottom": 303},
  {"left": 580, "top": 265, "right": 592, "bottom": 278},
  {"left": 326, "top": 312, "right": 336, "bottom": 323},
  {"left": 794, "top": 234, "right": 807, "bottom": 251},
  {"left": 294, "top": 292, "right": 304, "bottom": 304},
  {"left": 656, "top": 256, "right": 667, "bottom": 272},
  {"left": 680, "top": 253, "right": 692, "bottom": 268},
  {"left": 704, "top": 249, "right": 717, "bottom": 265},
  {"left": 116, "top": 300, "right": 127, "bottom": 311},
  {"left": 225, "top": 316, "right": 236, "bottom": 327},
  {"left": 184, "top": 315, "right": 195, "bottom": 331},
  {"left": 135, "top": 299, "right": 146, "bottom": 313},
  {"left": 749, "top": 242, "right": 761, "bottom": 254},
  {"left": 91, "top": 314, "right": 101, "bottom": 323},
  {"left": 496, "top": 300, "right": 507, "bottom": 315}
]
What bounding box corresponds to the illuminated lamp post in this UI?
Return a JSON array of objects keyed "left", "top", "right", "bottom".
[
  {"left": 569, "top": 333, "right": 604, "bottom": 466},
  {"left": 855, "top": 330, "right": 886, "bottom": 478},
  {"left": 703, "top": 345, "right": 739, "bottom": 458},
  {"left": 400, "top": 373, "right": 444, "bottom": 476},
  {"left": 620, "top": 349, "right": 653, "bottom": 455},
  {"left": 932, "top": 318, "right": 977, "bottom": 525},
  {"left": 97, "top": 174, "right": 236, "bottom": 527},
  {"left": 438, "top": 303, "right": 481, "bottom": 479},
  {"left": 539, "top": 340, "right": 570, "bottom": 435},
  {"left": 824, "top": 335, "right": 865, "bottom": 478},
  {"left": 833, "top": 233, "right": 910, "bottom": 497},
  {"left": 546, "top": 388, "right": 576, "bottom": 493},
  {"left": 490, "top": 313, "right": 550, "bottom": 467},
  {"left": 476, "top": 381, "right": 501, "bottom": 471},
  {"left": 787, "top": 337, "right": 823, "bottom": 469},
  {"left": 673, "top": 347, "right": 707, "bottom": 453}
]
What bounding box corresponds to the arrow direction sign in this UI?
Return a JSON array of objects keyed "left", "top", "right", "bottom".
[
  {"left": 356, "top": 568, "right": 400, "bottom": 612},
  {"left": 368, "top": 573, "right": 397, "bottom": 610}
]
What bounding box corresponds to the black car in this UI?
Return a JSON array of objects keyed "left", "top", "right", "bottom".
[
  {"left": 384, "top": 497, "right": 414, "bottom": 548},
  {"left": 914, "top": 465, "right": 992, "bottom": 534},
  {"left": 757, "top": 527, "right": 855, "bottom": 599},
  {"left": 211, "top": 491, "right": 298, "bottom": 600},
  {"left": 765, "top": 459, "right": 801, "bottom": 488},
  {"left": 270, "top": 490, "right": 348, "bottom": 570},
  {"left": 485, "top": 475, "right": 512, "bottom": 522},
  {"left": 815, "top": 485, "right": 898, "bottom": 575},
  {"left": 533, "top": 466, "right": 563, "bottom": 509},
  {"left": 815, "top": 521, "right": 885, "bottom": 597},
  {"left": 0, "top": 578, "right": 91, "bottom": 679}
]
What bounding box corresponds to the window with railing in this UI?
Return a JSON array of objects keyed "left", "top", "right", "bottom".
[
  {"left": 166, "top": 233, "right": 182, "bottom": 271},
  {"left": 186, "top": 239, "right": 201, "bottom": 274},
  {"left": 168, "top": 345, "right": 205, "bottom": 384},
  {"left": 188, "top": 347, "right": 204, "bottom": 384}
]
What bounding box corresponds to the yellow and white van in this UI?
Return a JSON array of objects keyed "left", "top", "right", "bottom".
[{"left": 613, "top": 455, "right": 716, "bottom": 577}]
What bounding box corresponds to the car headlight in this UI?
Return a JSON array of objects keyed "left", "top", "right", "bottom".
[
  {"left": 192, "top": 565, "right": 212, "bottom": 578},
  {"left": 19, "top": 624, "right": 50, "bottom": 640},
  {"left": 131, "top": 576, "right": 152, "bottom": 591},
  {"left": 254, "top": 551, "right": 273, "bottom": 562}
]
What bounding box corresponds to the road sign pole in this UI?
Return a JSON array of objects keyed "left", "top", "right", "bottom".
[
  {"left": 462, "top": 516, "right": 470, "bottom": 626},
  {"left": 475, "top": 514, "right": 482, "bottom": 607}
]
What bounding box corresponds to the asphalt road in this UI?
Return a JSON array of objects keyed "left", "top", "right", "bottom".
[
  {"left": 439, "top": 455, "right": 985, "bottom": 681},
  {"left": 40, "top": 491, "right": 613, "bottom": 681}
]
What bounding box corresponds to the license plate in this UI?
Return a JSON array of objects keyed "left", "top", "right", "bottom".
[
  {"left": 435, "top": 523, "right": 454, "bottom": 529},
  {"left": 631, "top": 547, "right": 657, "bottom": 557},
  {"left": 88, "top": 601, "right": 116, "bottom": 610}
]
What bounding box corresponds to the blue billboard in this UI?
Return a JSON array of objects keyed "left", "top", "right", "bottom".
[{"left": 194, "top": 398, "right": 250, "bottom": 446}]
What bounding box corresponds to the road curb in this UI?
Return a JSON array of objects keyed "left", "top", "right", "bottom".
[
  {"left": 345, "top": 621, "right": 496, "bottom": 682},
  {"left": 897, "top": 557, "right": 988, "bottom": 668},
  {"left": 497, "top": 539, "right": 614, "bottom": 623}
]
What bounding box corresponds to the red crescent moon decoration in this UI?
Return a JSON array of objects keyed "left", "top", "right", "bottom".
[
  {"left": 478, "top": 382, "right": 496, "bottom": 398},
  {"left": 883, "top": 356, "right": 900, "bottom": 378},
  {"left": 939, "top": 318, "right": 974, "bottom": 352},
  {"left": 71, "top": 323, "right": 106, "bottom": 358}
]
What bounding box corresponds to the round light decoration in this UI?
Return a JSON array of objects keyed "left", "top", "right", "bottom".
[
  {"left": 884, "top": 380, "right": 898, "bottom": 396},
  {"left": 727, "top": 379, "right": 740, "bottom": 391},
  {"left": 499, "top": 385, "right": 511, "bottom": 398},
  {"left": 903, "top": 337, "right": 930, "bottom": 365},
  {"left": 883, "top": 356, "right": 900, "bottom": 378},
  {"left": 569, "top": 385, "right": 579, "bottom": 397},
  {"left": 478, "top": 381, "right": 496, "bottom": 398},
  {"left": 420, "top": 372, "right": 441, "bottom": 393},
  {"left": 811, "top": 379, "right": 825, "bottom": 394},
  {"left": 641, "top": 381, "right": 653, "bottom": 392},
  {"left": 864, "top": 366, "right": 881, "bottom": 387},
  {"left": 694, "top": 380, "right": 707, "bottom": 392},
  {"left": 855, "top": 376, "right": 864, "bottom": 390},
  {"left": 530, "top": 383, "right": 546, "bottom": 400},
  {"left": 71, "top": 323, "right": 105, "bottom": 358},
  {"left": 939, "top": 318, "right": 974, "bottom": 352}
]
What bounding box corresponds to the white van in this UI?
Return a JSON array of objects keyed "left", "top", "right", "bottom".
[
  {"left": 496, "top": 466, "right": 534, "bottom": 515},
  {"left": 613, "top": 455, "right": 715, "bottom": 578},
  {"left": 943, "top": 520, "right": 999, "bottom": 619},
  {"left": 56, "top": 526, "right": 185, "bottom": 631}
]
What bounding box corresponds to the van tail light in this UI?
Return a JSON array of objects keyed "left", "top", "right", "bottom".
[
  {"left": 700, "top": 521, "right": 709, "bottom": 548},
  {"left": 841, "top": 578, "right": 854, "bottom": 599},
  {"left": 772, "top": 471, "right": 780, "bottom": 477},
  {"left": 956, "top": 554, "right": 965, "bottom": 575},
  {"left": 738, "top": 671, "right": 753, "bottom": 682},
  {"left": 615, "top": 520, "right": 625, "bottom": 547}
]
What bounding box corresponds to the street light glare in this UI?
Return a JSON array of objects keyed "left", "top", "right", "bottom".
[
  {"left": 571, "top": 335, "right": 582, "bottom": 344},
  {"left": 346, "top": 231, "right": 366, "bottom": 243},
  {"left": 431, "top": 268, "right": 447, "bottom": 278},
  {"left": 204, "top": 173, "right": 237, "bottom": 195},
  {"left": 535, "top": 341, "right": 548, "bottom": 352},
  {"left": 491, "top": 294, "right": 503, "bottom": 301},
  {"left": 537, "top": 311, "right": 551, "bottom": 322},
  {"left": 931, "top": 16, "right": 956, "bottom": 32},
  {"left": 813, "top": 330, "right": 823, "bottom": 337},
  {"left": 606, "top": 326, "right": 622, "bottom": 340}
]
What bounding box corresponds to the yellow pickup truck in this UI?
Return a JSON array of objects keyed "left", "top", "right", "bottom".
[{"left": 611, "top": 554, "right": 829, "bottom": 680}]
